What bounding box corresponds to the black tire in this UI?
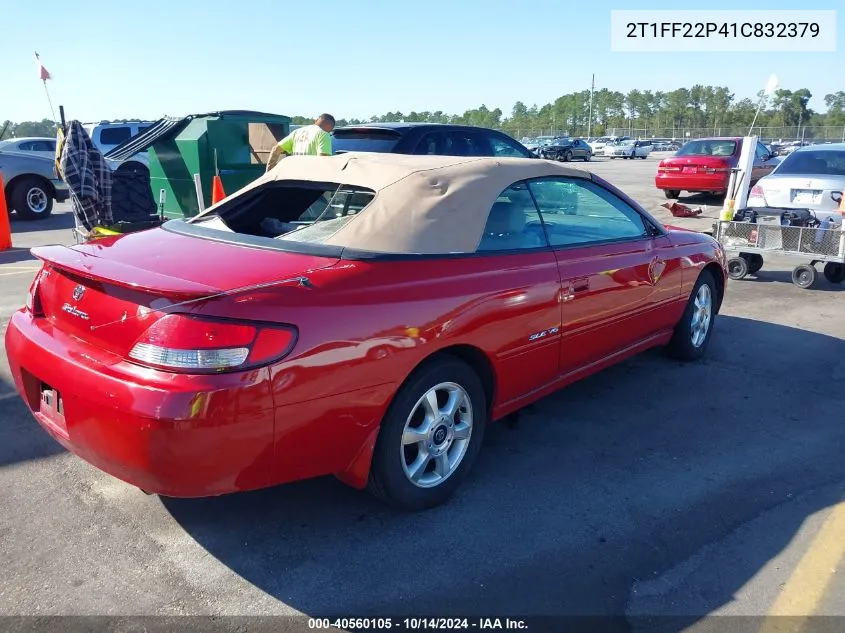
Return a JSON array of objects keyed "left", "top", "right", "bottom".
[
  {"left": 640, "top": 155, "right": 647, "bottom": 159},
  {"left": 666, "top": 270, "right": 718, "bottom": 361},
  {"left": 792, "top": 264, "right": 817, "bottom": 289},
  {"left": 111, "top": 167, "right": 157, "bottom": 221},
  {"left": 367, "top": 357, "right": 487, "bottom": 511},
  {"left": 823, "top": 262, "right": 845, "bottom": 284},
  {"left": 564, "top": 150, "right": 573, "bottom": 162},
  {"left": 664, "top": 189, "right": 681, "bottom": 199},
  {"left": 727, "top": 257, "right": 748, "bottom": 280},
  {"left": 583, "top": 153, "right": 591, "bottom": 162},
  {"left": 10, "top": 177, "right": 53, "bottom": 220},
  {"left": 740, "top": 252, "right": 763, "bottom": 274}
]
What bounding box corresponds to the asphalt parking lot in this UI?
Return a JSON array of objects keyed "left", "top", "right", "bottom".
[{"left": 2, "top": 154, "right": 845, "bottom": 629}]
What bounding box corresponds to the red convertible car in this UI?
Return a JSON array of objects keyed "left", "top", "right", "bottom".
[{"left": 5, "top": 154, "right": 727, "bottom": 510}]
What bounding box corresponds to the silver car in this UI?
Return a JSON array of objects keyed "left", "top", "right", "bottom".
[
  {"left": 0, "top": 149, "right": 69, "bottom": 220},
  {"left": 0, "top": 137, "right": 57, "bottom": 159},
  {"left": 606, "top": 139, "right": 652, "bottom": 159},
  {"left": 747, "top": 143, "right": 845, "bottom": 222}
]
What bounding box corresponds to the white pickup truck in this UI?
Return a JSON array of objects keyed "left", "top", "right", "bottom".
[{"left": 83, "top": 120, "right": 155, "bottom": 176}]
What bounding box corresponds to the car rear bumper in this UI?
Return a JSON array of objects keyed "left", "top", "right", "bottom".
[
  {"left": 5, "top": 309, "right": 276, "bottom": 497},
  {"left": 655, "top": 172, "right": 729, "bottom": 193}
]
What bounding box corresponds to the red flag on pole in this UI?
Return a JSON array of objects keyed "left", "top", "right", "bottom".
[{"left": 35, "top": 52, "right": 51, "bottom": 81}]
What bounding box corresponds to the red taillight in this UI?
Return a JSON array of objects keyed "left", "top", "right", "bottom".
[
  {"left": 127, "top": 314, "right": 296, "bottom": 373},
  {"left": 657, "top": 162, "right": 681, "bottom": 173},
  {"left": 749, "top": 185, "right": 766, "bottom": 202}
]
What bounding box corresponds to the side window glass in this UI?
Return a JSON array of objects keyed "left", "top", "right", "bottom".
[
  {"left": 446, "top": 132, "right": 471, "bottom": 156},
  {"left": 447, "top": 131, "right": 490, "bottom": 157},
  {"left": 414, "top": 132, "right": 444, "bottom": 155},
  {"left": 756, "top": 142, "right": 769, "bottom": 159},
  {"left": 99, "top": 127, "right": 131, "bottom": 146},
  {"left": 489, "top": 134, "right": 530, "bottom": 157},
  {"left": 18, "top": 142, "right": 34, "bottom": 151},
  {"left": 466, "top": 132, "right": 492, "bottom": 156},
  {"left": 476, "top": 182, "right": 548, "bottom": 252},
  {"left": 528, "top": 178, "right": 648, "bottom": 247}
]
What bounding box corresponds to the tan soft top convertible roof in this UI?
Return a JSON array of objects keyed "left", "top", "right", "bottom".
[{"left": 208, "top": 152, "right": 591, "bottom": 255}]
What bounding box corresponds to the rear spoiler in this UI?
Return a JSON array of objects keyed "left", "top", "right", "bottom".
[{"left": 31, "top": 245, "right": 221, "bottom": 297}]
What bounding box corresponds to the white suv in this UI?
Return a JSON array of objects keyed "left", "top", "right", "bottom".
[{"left": 82, "top": 121, "right": 154, "bottom": 175}]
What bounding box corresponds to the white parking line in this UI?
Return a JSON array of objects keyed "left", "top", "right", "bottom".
[
  {"left": 0, "top": 270, "right": 39, "bottom": 277},
  {"left": 0, "top": 392, "right": 20, "bottom": 402}
]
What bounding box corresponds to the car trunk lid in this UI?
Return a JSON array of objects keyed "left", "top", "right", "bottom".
[
  {"left": 756, "top": 175, "right": 844, "bottom": 214},
  {"left": 659, "top": 154, "right": 735, "bottom": 175},
  {"left": 30, "top": 227, "right": 339, "bottom": 357}
]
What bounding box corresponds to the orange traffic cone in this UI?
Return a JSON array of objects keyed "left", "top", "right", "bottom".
[
  {"left": 211, "top": 175, "right": 226, "bottom": 205},
  {"left": 0, "top": 174, "right": 12, "bottom": 251}
]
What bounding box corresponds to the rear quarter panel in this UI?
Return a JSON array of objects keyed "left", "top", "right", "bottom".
[{"left": 664, "top": 228, "right": 727, "bottom": 306}]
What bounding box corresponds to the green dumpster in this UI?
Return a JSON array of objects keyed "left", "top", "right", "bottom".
[{"left": 105, "top": 110, "right": 291, "bottom": 219}]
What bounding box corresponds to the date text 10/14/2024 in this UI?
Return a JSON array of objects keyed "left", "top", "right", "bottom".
[{"left": 308, "top": 618, "right": 528, "bottom": 630}]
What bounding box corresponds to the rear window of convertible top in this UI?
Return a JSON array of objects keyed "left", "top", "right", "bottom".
[{"left": 189, "top": 182, "right": 376, "bottom": 246}]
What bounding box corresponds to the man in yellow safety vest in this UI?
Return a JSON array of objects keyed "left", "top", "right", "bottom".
[{"left": 266, "top": 113, "right": 335, "bottom": 171}]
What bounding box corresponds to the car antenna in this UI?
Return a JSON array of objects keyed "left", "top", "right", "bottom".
[{"left": 88, "top": 273, "right": 314, "bottom": 332}]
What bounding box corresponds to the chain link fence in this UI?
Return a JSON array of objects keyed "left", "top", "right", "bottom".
[{"left": 500, "top": 125, "right": 845, "bottom": 143}]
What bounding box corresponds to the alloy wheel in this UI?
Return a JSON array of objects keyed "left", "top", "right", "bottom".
[
  {"left": 400, "top": 382, "right": 473, "bottom": 489},
  {"left": 690, "top": 284, "right": 712, "bottom": 348}
]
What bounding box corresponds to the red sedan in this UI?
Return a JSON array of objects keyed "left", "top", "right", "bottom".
[
  {"left": 5, "top": 154, "right": 727, "bottom": 510},
  {"left": 655, "top": 137, "right": 778, "bottom": 198}
]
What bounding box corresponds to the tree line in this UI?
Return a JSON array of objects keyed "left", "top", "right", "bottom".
[{"left": 5, "top": 86, "right": 845, "bottom": 142}]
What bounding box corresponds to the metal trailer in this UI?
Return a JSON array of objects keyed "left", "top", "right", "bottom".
[{"left": 714, "top": 213, "right": 845, "bottom": 289}]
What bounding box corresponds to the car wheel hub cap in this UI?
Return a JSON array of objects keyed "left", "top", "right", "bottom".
[
  {"left": 401, "top": 382, "right": 472, "bottom": 489},
  {"left": 27, "top": 188, "right": 47, "bottom": 213},
  {"left": 690, "top": 284, "right": 712, "bottom": 348}
]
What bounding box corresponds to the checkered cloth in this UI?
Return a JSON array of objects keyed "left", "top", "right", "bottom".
[{"left": 59, "top": 120, "right": 113, "bottom": 231}]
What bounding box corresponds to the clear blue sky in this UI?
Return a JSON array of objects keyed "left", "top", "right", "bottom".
[{"left": 1, "top": 0, "right": 841, "bottom": 123}]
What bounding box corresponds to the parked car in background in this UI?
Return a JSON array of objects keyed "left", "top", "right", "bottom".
[
  {"left": 83, "top": 121, "right": 155, "bottom": 154},
  {"left": 776, "top": 141, "right": 812, "bottom": 156},
  {"left": 747, "top": 143, "right": 845, "bottom": 223},
  {"left": 332, "top": 123, "right": 535, "bottom": 158},
  {"left": 0, "top": 147, "right": 68, "bottom": 220},
  {"left": 83, "top": 120, "right": 155, "bottom": 176},
  {"left": 652, "top": 139, "right": 681, "bottom": 152},
  {"left": 606, "top": 139, "right": 652, "bottom": 160},
  {"left": 538, "top": 137, "right": 592, "bottom": 161},
  {"left": 655, "top": 137, "right": 778, "bottom": 199},
  {"left": 589, "top": 135, "right": 631, "bottom": 154},
  {"left": 5, "top": 153, "right": 726, "bottom": 510},
  {"left": 0, "top": 137, "right": 57, "bottom": 159}
]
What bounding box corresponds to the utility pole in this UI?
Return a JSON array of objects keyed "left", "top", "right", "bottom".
[{"left": 587, "top": 73, "right": 595, "bottom": 139}]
